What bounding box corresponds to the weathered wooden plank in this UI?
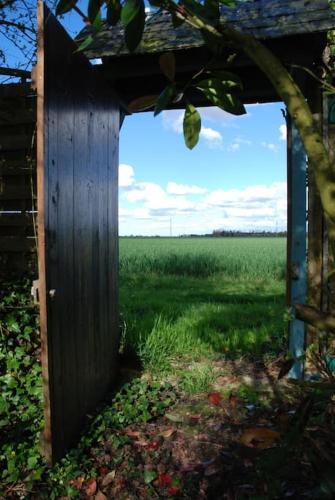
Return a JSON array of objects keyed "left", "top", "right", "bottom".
[
  {"left": 0, "top": 135, "right": 33, "bottom": 151},
  {"left": 39, "top": 3, "right": 120, "bottom": 462},
  {"left": 0, "top": 162, "right": 36, "bottom": 174},
  {"left": 0, "top": 83, "right": 32, "bottom": 98},
  {"left": 0, "top": 186, "right": 35, "bottom": 200},
  {"left": 0, "top": 236, "right": 36, "bottom": 252},
  {"left": 0, "top": 112, "right": 35, "bottom": 126},
  {"left": 0, "top": 213, "right": 36, "bottom": 226}
]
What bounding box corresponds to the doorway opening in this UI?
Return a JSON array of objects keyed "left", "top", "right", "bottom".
[{"left": 118, "top": 103, "right": 289, "bottom": 385}]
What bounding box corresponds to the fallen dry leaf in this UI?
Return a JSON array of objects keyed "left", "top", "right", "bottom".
[
  {"left": 84, "top": 478, "right": 97, "bottom": 496},
  {"left": 240, "top": 427, "right": 280, "bottom": 449},
  {"left": 160, "top": 427, "right": 176, "bottom": 438},
  {"left": 94, "top": 491, "right": 107, "bottom": 500},
  {"left": 208, "top": 392, "right": 222, "bottom": 406},
  {"left": 69, "top": 476, "right": 85, "bottom": 490},
  {"left": 101, "top": 470, "right": 116, "bottom": 487},
  {"left": 229, "top": 392, "right": 238, "bottom": 408},
  {"left": 125, "top": 430, "right": 141, "bottom": 438}
]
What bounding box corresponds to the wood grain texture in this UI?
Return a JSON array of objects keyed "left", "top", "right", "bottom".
[
  {"left": 39, "top": 4, "right": 120, "bottom": 462},
  {"left": 0, "top": 83, "right": 36, "bottom": 277}
]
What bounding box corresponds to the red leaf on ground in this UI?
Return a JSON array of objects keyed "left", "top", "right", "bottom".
[
  {"left": 98, "top": 466, "right": 109, "bottom": 476},
  {"left": 84, "top": 477, "right": 97, "bottom": 496},
  {"left": 148, "top": 441, "right": 159, "bottom": 450},
  {"left": 168, "top": 486, "right": 180, "bottom": 495},
  {"left": 157, "top": 473, "right": 173, "bottom": 486},
  {"left": 207, "top": 392, "right": 222, "bottom": 406}
]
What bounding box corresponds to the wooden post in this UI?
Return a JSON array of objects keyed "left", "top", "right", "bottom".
[{"left": 287, "top": 119, "right": 307, "bottom": 379}]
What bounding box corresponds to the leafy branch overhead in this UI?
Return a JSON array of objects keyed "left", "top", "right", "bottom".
[{"left": 56, "top": 0, "right": 243, "bottom": 149}]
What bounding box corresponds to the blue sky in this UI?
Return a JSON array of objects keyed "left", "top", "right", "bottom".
[
  {"left": 1, "top": 2, "right": 288, "bottom": 236},
  {"left": 119, "top": 104, "right": 287, "bottom": 236}
]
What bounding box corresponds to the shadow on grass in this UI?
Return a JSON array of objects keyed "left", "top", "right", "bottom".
[{"left": 120, "top": 272, "right": 286, "bottom": 367}]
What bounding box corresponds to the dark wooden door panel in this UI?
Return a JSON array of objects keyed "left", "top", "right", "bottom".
[{"left": 37, "top": 3, "right": 120, "bottom": 462}]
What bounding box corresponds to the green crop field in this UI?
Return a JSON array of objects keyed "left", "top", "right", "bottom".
[{"left": 119, "top": 237, "right": 287, "bottom": 372}]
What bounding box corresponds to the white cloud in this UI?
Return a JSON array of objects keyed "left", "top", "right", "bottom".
[
  {"left": 200, "top": 126, "right": 223, "bottom": 147},
  {"left": 125, "top": 181, "right": 198, "bottom": 216},
  {"left": 120, "top": 178, "right": 287, "bottom": 235},
  {"left": 204, "top": 182, "right": 287, "bottom": 214},
  {"left": 261, "top": 141, "right": 279, "bottom": 153},
  {"left": 228, "top": 143, "right": 240, "bottom": 152},
  {"left": 279, "top": 124, "right": 286, "bottom": 141},
  {"left": 119, "top": 164, "right": 135, "bottom": 187},
  {"left": 166, "top": 182, "right": 207, "bottom": 195}
]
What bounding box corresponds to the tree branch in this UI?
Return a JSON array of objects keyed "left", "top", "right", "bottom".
[{"left": 295, "top": 304, "right": 335, "bottom": 333}]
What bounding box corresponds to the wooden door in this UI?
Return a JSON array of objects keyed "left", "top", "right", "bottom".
[{"left": 37, "top": 3, "right": 120, "bottom": 462}]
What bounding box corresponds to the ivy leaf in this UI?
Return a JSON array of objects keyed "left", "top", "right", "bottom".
[
  {"left": 124, "top": 0, "right": 145, "bottom": 52},
  {"left": 159, "top": 52, "right": 176, "bottom": 82},
  {"left": 107, "top": 0, "right": 122, "bottom": 25},
  {"left": 88, "top": 0, "right": 101, "bottom": 23},
  {"left": 196, "top": 78, "right": 246, "bottom": 115},
  {"left": 56, "top": 0, "right": 78, "bottom": 15},
  {"left": 128, "top": 95, "right": 158, "bottom": 112},
  {"left": 144, "top": 470, "right": 157, "bottom": 484},
  {"left": 154, "top": 84, "right": 176, "bottom": 116},
  {"left": 183, "top": 103, "right": 201, "bottom": 149},
  {"left": 121, "top": 0, "right": 142, "bottom": 26}
]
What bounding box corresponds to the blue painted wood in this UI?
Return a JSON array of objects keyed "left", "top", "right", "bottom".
[{"left": 288, "top": 125, "right": 307, "bottom": 379}]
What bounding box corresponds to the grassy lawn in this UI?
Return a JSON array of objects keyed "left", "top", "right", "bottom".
[{"left": 119, "top": 237, "right": 287, "bottom": 374}]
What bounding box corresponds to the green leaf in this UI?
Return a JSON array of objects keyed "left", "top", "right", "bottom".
[
  {"left": 88, "top": 0, "right": 101, "bottom": 23},
  {"left": 219, "top": 0, "right": 236, "bottom": 6},
  {"left": 76, "top": 34, "right": 95, "bottom": 52},
  {"left": 128, "top": 95, "right": 158, "bottom": 112},
  {"left": 154, "top": 84, "right": 176, "bottom": 116},
  {"left": 144, "top": 470, "right": 157, "bottom": 484},
  {"left": 196, "top": 79, "right": 246, "bottom": 115},
  {"left": 209, "top": 71, "right": 243, "bottom": 90},
  {"left": 121, "top": 0, "right": 142, "bottom": 26},
  {"left": 124, "top": 1, "right": 145, "bottom": 52},
  {"left": 159, "top": 52, "right": 176, "bottom": 82},
  {"left": 56, "top": 0, "right": 78, "bottom": 15},
  {"left": 183, "top": 103, "right": 201, "bottom": 149},
  {"left": 107, "top": 0, "right": 122, "bottom": 25},
  {"left": 7, "top": 317, "right": 20, "bottom": 333}
]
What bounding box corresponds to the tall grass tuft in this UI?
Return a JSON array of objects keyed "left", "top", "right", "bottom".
[{"left": 120, "top": 252, "right": 221, "bottom": 277}]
